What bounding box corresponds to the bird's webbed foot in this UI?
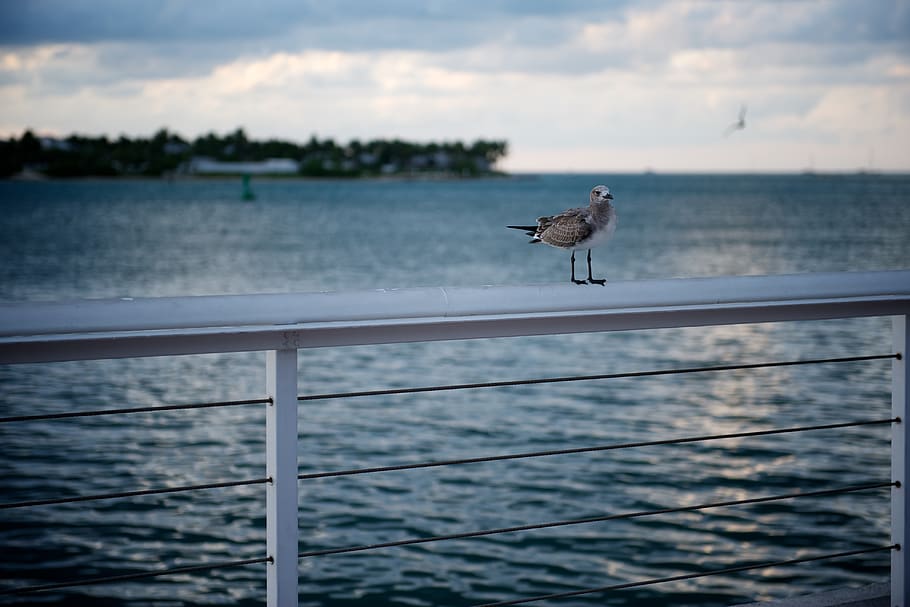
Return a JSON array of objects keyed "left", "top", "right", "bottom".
[{"left": 583, "top": 250, "right": 605, "bottom": 285}]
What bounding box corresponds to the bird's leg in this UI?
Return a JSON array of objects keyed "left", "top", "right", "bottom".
[
  {"left": 586, "top": 249, "right": 606, "bottom": 285},
  {"left": 570, "top": 251, "right": 585, "bottom": 284}
]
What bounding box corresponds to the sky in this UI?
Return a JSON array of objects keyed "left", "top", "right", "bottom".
[{"left": 1, "top": 0, "right": 908, "bottom": 173}]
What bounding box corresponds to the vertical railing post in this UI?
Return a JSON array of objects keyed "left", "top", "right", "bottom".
[
  {"left": 894, "top": 315, "right": 909, "bottom": 607},
  {"left": 266, "top": 349, "right": 299, "bottom": 607}
]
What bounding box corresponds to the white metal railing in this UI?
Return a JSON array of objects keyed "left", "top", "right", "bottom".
[{"left": 1, "top": 270, "right": 909, "bottom": 606}]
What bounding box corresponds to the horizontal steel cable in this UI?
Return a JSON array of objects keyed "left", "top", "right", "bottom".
[
  {"left": 0, "top": 477, "right": 270, "bottom": 510},
  {"left": 3, "top": 419, "right": 892, "bottom": 511},
  {"left": 2, "top": 419, "right": 893, "bottom": 511},
  {"left": 0, "top": 556, "right": 271, "bottom": 595},
  {"left": 296, "top": 481, "right": 894, "bottom": 559},
  {"left": 0, "top": 355, "right": 894, "bottom": 425},
  {"left": 475, "top": 544, "right": 898, "bottom": 606},
  {"left": 0, "top": 397, "right": 271, "bottom": 425},
  {"left": 1, "top": 486, "right": 895, "bottom": 596},
  {"left": 297, "top": 353, "right": 897, "bottom": 402},
  {"left": 299, "top": 417, "right": 897, "bottom": 480}
]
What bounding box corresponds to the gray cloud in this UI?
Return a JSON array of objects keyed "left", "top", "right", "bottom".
[
  {"left": 0, "top": 1, "right": 628, "bottom": 47},
  {"left": 0, "top": 0, "right": 309, "bottom": 46},
  {"left": 2, "top": 1, "right": 905, "bottom": 49},
  {"left": 0, "top": 0, "right": 611, "bottom": 86},
  {"left": 1, "top": 1, "right": 907, "bottom": 97}
]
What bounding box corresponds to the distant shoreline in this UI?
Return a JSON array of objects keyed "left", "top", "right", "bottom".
[
  {"left": 5, "top": 170, "right": 513, "bottom": 182},
  {"left": 6, "top": 170, "right": 909, "bottom": 182},
  {"left": 1, "top": 129, "right": 509, "bottom": 180}
]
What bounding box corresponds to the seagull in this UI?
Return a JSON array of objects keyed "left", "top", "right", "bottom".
[
  {"left": 507, "top": 185, "right": 617, "bottom": 285},
  {"left": 724, "top": 105, "right": 747, "bottom": 136}
]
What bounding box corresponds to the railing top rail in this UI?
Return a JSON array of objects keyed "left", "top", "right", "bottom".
[{"left": 2, "top": 271, "right": 909, "bottom": 363}]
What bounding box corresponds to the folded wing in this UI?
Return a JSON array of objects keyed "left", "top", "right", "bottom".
[{"left": 536, "top": 209, "right": 592, "bottom": 248}]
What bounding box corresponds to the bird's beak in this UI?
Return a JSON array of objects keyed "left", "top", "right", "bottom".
[{"left": 606, "top": 193, "right": 614, "bottom": 200}]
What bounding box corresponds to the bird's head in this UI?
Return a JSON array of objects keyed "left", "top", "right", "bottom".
[{"left": 590, "top": 185, "right": 614, "bottom": 203}]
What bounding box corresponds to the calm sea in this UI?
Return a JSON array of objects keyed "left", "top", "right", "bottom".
[{"left": 1, "top": 173, "right": 909, "bottom": 606}]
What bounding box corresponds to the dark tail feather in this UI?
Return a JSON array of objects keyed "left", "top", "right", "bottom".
[{"left": 507, "top": 225, "right": 538, "bottom": 237}]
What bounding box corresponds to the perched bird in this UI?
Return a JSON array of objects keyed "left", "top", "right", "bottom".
[
  {"left": 507, "top": 185, "right": 617, "bottom": 285},
  {"left": 724, "top": 105, "right": 747, "bottom": 136}
]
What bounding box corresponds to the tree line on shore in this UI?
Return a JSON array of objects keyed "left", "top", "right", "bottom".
[{"left": 0, "top": 128, "right": 508, "bottom": 178}]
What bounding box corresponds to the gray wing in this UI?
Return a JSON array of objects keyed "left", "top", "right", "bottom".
[{"left": 537, "top": 208, "right": 592, "bottom": 248}]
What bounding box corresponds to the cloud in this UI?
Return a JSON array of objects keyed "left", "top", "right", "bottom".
[
  {"left": 0, "top": 1, "right": 627, "bottom": 48},
  {"left": 3, "top": 1, "right": 903, "bottom": 51},
  {"left": 0, "top": 0, "right": 307, "bottom": 46},
  {"left": 2, "top": 1, "right": 906, "bottom": 83},
  {"left": 0, "top": 0, "right": 908, "bottom": 171}
]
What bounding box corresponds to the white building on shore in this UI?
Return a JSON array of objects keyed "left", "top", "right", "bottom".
[{"left": 185, "top": 157, "right": 299, "bottom": 175}]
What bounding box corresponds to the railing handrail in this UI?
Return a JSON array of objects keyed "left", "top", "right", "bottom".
[
  {"left": 2, "top": 270, "right": 909, "bottom": 364},
  {"left": 1, "top": 270, "right": 908, "bottom": 605}
]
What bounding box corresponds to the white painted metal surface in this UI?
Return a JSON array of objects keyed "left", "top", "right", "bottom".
[
  {"left": 2, "top": 272, "right": 909, "bottom": 604},
  {"left": 894, "top": 316, "right": 909, "bottom": 607},
  {"left": 266, "top": 350, "right": 299, "bottom": 607},
  {"left": 1, "top": 271, "right": 909, "bottom": 364}
]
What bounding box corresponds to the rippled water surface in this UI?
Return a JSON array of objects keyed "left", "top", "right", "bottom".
[{"left": 1, "top": 174, "right": 909, "bottom": 606}]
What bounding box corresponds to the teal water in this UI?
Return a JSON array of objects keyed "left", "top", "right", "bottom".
[{"left": 1, "top": 174, "right": 909, "bottom": 606}]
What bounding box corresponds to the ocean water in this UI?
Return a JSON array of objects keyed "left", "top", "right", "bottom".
[{"left": 0, "top": 173, "right": 909, "bottom": 606}]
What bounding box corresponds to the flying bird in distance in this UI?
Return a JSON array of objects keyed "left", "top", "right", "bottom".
[
  {"left": 724, "top": 105, "right": 747, "bottom": 136},
  {"left": 507, "top": 185, "right": 617, "bottom": 285}
]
